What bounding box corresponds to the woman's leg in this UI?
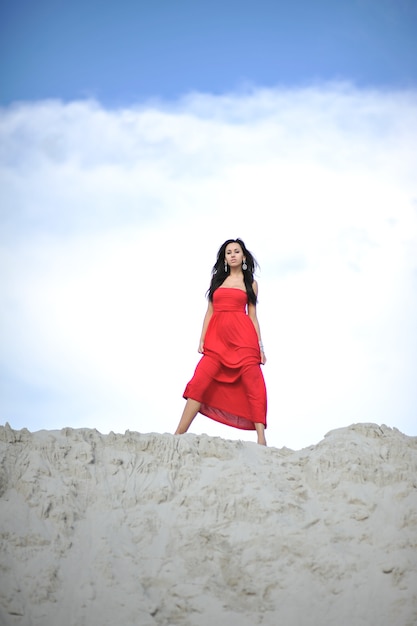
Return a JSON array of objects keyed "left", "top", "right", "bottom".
[
  {"left": 255, "top": 422, "right": 267, "bottom": 446},
  {"left": 175, "top": 356, "right": 220, "bottom": 435},
  {"left": 241, "top": 363, "right": 267, "bottom": 445},
  {"left": 174, "top": 398, "right": 201, "bottom": 434}
]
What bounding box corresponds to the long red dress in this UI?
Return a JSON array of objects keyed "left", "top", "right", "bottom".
[{"left": 183, "top": 287, "right": 267, "bottom": 430}]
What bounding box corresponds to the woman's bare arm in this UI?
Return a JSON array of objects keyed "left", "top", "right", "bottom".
[
  {"left": 248, "top": 281, "right": 266, "bottom": 364},
  {"left": 198, "top": 301, "right": 214, "bottom": 353}
]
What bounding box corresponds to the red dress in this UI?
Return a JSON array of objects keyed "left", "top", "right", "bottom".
[{"left": 183, "top": 287, "right": 267, "bottom": 430}]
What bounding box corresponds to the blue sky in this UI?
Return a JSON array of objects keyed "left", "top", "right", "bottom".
[
  {"left": 1, "top": 1, "right": 417, "bottom": 449},
  {"left": 1, "top": 0, "right": 416, "bottom": 104}
]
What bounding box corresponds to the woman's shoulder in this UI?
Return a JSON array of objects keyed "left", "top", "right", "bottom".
[{"left": 252, "top": 279, "right": 259, "bottom": 295}]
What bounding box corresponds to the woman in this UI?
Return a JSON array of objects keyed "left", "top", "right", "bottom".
[{"left": 175, "top": 238, "right": 267, "bottom": 445}]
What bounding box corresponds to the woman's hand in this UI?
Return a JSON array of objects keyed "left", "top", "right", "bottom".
[
  {"left": 260, "top": 350, "right": 267, "bottom": 365},
  {"left": 198, "top": 340, "right": 204, "bottom": 354}
]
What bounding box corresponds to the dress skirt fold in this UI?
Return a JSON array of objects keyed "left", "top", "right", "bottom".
[{"left": 183, "top": 288, "right": 267, "bottom": 430}]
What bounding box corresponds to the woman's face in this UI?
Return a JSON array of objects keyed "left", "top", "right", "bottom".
[{"left": 225, "top": 242, "right": 245, "bottom": 268}]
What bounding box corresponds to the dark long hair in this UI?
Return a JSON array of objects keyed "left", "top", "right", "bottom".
[{"left": 206, "top": 238, "right": 259, "bottom": 304}]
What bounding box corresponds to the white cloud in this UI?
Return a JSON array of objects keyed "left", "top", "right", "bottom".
[{"left": 1, "top": 84, "right": 416, "bottom": 449}]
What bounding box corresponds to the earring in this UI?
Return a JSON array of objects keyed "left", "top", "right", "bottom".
[
  {"left": 224, "top": 262, "right": 228, "bottom": 272},
  {"left": 242, "top": 260, "right": 247, "bottom": 270}
]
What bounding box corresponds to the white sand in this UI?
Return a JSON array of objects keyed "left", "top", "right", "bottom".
[{"left": 0, "top": 422, "right": 416, "bottom": 626}]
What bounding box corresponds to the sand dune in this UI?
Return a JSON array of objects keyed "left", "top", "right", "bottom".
[{"left": 0, "top": 422, "right": 416, "bottom": 625}]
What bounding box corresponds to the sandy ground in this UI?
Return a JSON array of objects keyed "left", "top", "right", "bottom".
[{"left": 0, "top": 422, "right": 416, "bottom": 626}]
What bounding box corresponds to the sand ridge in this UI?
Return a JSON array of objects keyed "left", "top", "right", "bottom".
[{"left": 0, "top": 422, "right": 416, "bottom": 625}]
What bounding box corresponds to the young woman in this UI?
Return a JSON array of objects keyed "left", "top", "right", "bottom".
[{"left": 175, "top": 238, "right": 267, "bottom": 445}]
